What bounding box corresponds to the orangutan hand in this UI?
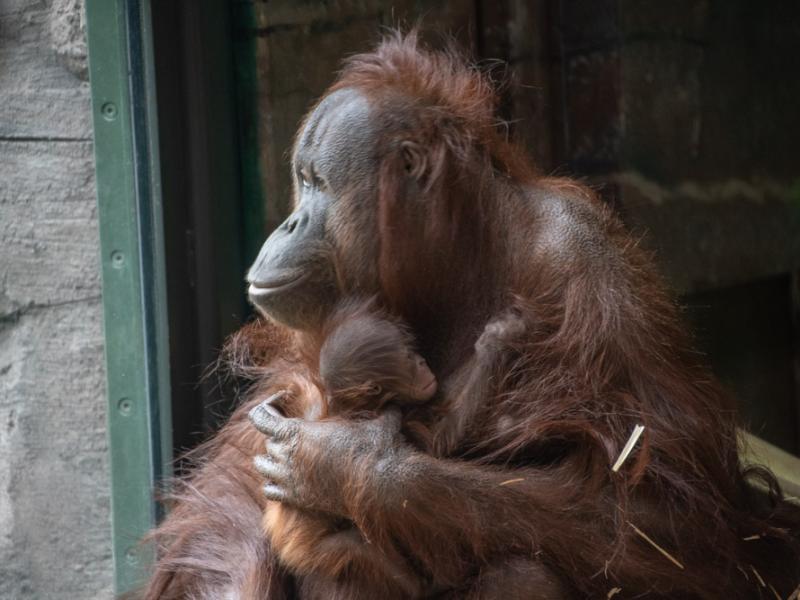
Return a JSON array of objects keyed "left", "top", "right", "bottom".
[{"left": 249, "top": 394, "right": 404, "bottom": 516}]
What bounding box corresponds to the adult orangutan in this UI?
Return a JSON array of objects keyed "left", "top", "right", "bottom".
[{"left": 144, "top": 32, "right": 800, "bottom": 599}]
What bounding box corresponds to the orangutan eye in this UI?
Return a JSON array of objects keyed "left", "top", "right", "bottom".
[{"left": 299, "top": 164, "right": 324, "bottom": 191}]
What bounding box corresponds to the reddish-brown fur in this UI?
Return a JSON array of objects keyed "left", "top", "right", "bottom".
[
  {"left": 144, "top": 32, "right": 800, "bottom": 599},
  {"left": 255, "top": 301, "right": 562, "bottom": 599},
  {"left": 260, "top": 302, "right": 433, "bottom": 598}
]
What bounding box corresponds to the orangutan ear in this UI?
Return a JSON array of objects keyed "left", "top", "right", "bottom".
[{"left": 400, "top": 140, "right": 427, "bottom": 181}]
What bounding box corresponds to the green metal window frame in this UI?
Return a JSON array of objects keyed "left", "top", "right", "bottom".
[
  {"left": 86, "top": 0, "right": 260, "bottom": 593},
  {"left": 86, "top": 0, "right": 172, "bottom": 593}
]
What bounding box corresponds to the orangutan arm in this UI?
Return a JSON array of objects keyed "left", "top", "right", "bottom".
[
  {"left": 429, "top": 309, "right": 527, "bottom": 456},
  {"left": 248, "top": 404, "right": 600, "bottom": 585}
]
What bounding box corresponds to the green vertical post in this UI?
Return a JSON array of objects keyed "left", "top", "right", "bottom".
[{"left": 85, "top": 0, "right": 171, "bottom": 594}]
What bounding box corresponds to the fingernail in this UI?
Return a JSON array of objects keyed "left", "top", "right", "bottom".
[{"left": 248, "top": 404, "right": 265, "bottom": 422}]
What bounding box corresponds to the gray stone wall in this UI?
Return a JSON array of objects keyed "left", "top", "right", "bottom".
[{"left": 0, "top": 0, "right": 113, "bottom": 598}]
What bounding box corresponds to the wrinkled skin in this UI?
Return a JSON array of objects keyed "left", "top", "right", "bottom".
[
  {"left": 250, "top": 396, "right": 404, "bottom": 516},
  {"left": 400, "top": 353, "right": 438, "bottom": 401},
  {"left": 247, "top": 89, "right": 381, "bottom": 330}
]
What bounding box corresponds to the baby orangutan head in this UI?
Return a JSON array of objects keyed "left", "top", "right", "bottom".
[{"left": 319, "top": 308, "right": 437, "bottom": 415}]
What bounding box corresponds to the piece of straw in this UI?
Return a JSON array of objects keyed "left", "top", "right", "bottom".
[
  {"left": 750, "top": 565, "right": 766, "bottom": 588},
  {"left": 499, "top": 478, "right": 525, "bottom": 486},
  {"left": 612, "top": 425, "right": 645, "bottom": 472},
  {"left": 607, "top": 587, "right": 622, "bottom": 598},
  {"left": 742, "top": 534, "right": 761, "bottom": 541},
  {"left": 787, "top": 583, "right": 800, "bottom": 600},
  {"left": 628, "top": 522, "right": 684, "bottom": 570},
  {"left": 768, "top": 583, "right": 781, "bottom": 600}
]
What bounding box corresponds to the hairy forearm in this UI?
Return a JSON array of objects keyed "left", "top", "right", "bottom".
[
  {"left": 430, "top": 310, "right": 526, "bottom": 457},
  {"left": 345, "top": 447, "right": 601, "bottom": 582},
  {"left": 429, "top": 354, "right": 492, "bottom": 457}
]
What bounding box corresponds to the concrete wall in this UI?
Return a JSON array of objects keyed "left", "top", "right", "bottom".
[{"left": 0, "top": 0, "right": 113, "bottom": 597}]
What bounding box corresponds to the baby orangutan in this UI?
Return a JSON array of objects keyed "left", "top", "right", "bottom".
[
  {"left": 257, "top": 302, "right": 438, "bottom": 598},
  {"left": 252, "top": 301, "right": 565, "bottom": 599}
]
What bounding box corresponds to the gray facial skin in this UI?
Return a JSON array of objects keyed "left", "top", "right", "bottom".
[
  {"left": 246, "top": 88, "right": 380, "bottom": 329},
  {"left": 245, "top": 196, "right": 335, "bottom": 329}
]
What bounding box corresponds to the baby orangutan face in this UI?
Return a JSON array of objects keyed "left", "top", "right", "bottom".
[{"left": 396, "top": 350, "right": 437, "bottom": 401}]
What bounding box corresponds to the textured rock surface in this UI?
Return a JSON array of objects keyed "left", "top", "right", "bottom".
[
  {"left": 0, "top": 0, "right": 113, "bottom": 597},
  {"left": 0, "top": 0, "right": 93, "bottom": 139}
]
